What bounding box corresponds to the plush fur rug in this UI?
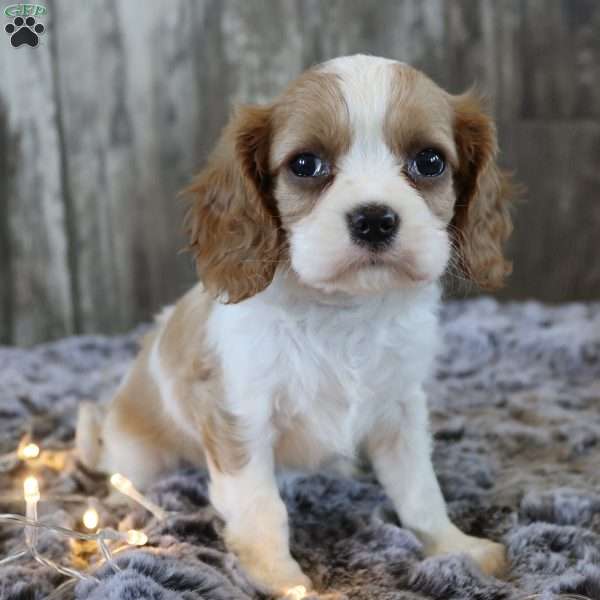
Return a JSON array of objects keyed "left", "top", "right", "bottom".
[{"left": 1, "top": 298, "right": 599, "bottom": 600}]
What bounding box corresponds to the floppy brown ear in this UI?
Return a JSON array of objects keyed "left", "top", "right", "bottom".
[
  {"left": 450, "top": 93, "right": 513, "bottom": 290},
  {"left": 184, "top": 105, "right": 282, "bottom": 303}
]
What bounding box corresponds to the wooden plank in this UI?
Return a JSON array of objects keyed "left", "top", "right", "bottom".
[
  {"left": 564, "top": 0, "right": 600, "bottom": 118},
  {"left": 518, "top": 0, "right": 573, "bottom": 119},
  {"left": 0, "top": 16, "right": 74, "bottom": 345},
  {"left": 1, "top": 0, "right": 600, "bottom": 344},
  {"left": 220, "top": 0, "right": 304, "bottom": 102},
  {"left": 297, "top": 0, "right": 445, "bottom": 79},
  {"left": 51, "top": 0, "right": 210, "bottom": 334},
  {"left": 0, "top": 100, "right": 16, "bottom": 345},
  {"left": 444, "top": 0, "right": 522, "bottom": 120},
  {"left": 116, "top": 0, "right": 217, "bottom": 318},
  {"left": 445, "top": 0, "right": 488, "bottom": 94},
  {"left": 518, "top": 0, "right": 600, "bottom": 119},
  {"left": 498, "top": 120, "right": 600, "bottom": 302},
  {"left": 52, "top": 0, "right": 146, "bottom": 334}
]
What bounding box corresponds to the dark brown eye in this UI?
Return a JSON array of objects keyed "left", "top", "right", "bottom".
[
  {"left": 289, "top": 153, "right": 330, "bottom": 178},
  {"left": 410, "top": 149, "right": 446, "bottom": 178}
]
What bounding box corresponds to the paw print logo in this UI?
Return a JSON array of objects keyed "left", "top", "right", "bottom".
[{"left": 5, "top": 16, "right": 44, "bottom": 47}]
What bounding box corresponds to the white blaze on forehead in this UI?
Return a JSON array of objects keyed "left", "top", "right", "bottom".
[{"left": 320, "top": 55, "right": 402, "bottom": 179}]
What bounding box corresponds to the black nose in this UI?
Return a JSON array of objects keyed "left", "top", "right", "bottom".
[{"left": 346, "top": 204, "right": 400, "bottom": 249}]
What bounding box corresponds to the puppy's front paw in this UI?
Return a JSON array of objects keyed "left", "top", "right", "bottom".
[
  {"left": 427, "top": 528, "right": 507, "bottom": 577},
  {"left": 235, "top": 546, "right": 312, "bottom": 596},
  {"left": 458, "top": 536, "right": 507, "bottom": 577}
]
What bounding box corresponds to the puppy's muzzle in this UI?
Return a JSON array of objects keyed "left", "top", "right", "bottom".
[{"left": 346, "top": 203, "right": 400, "bottom": 250}]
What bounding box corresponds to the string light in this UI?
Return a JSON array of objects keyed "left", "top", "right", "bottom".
[
  {"left": 110, "top": 473, "right": 167, "bottom": 520},
  {"left": 23, "top": 475, "right": 40, "bottom": 503},
  {"left": 18, "top": 442, "right": 40, "bottom": 460},
  {"left": 82, "top": 505, "right": 100, "bottom": 531},
  {"left": 126, "top": 529, "right": 148, "bottom": 546},
  {"left": 0, "top": 434, "right": 39, "bottom": 472},
  {"left": 0, "top": 515, "right": 149, "bottom": 549},
  {"left": 23, "top": 475, "right": 40, "bottom": 548},
  {"left": 0, "top": 514, "right": 149, "bottom": 568},
  {"left": 286, "top": 585, "right": 308, "bottom": 599},
  {"left": 109, "top": 473, "right": 133, "bottom": 493},
  {"left": 0, "top": 435, "right": 165, "bottom": 591}
]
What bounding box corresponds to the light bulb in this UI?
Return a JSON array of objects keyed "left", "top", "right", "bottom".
[
  {"left": 286, "top": 585, "right": 308, "bottom": 599},
  {"left": 109, "top": 472, "right": 167, "bottom": 520},
  {"left": 126, "top": 529, "right": 148, "bottom": 546},
  {"left": 110, "top": 473, "right": 133, "bottom": 493},
  {"left": 82, "top": 507, "right": 99, "bottom": 530},
  {"left": 19, "top": 442, "right": 40, "bottom": 460},
  {"left": 23, "top": 476, "right": 40, "bottom": 503}
]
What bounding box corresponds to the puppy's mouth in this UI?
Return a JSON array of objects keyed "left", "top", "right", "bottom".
[
  {"left": 329, "top": 249, "right": 430, "bottom": 285},
  {"left": 365, "top": 255, "right": 387, "bottom": 267}
]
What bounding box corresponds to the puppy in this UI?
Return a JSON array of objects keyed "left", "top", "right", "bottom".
[{"left": 77, "top": 54, "right": 512, "bottom": 595}]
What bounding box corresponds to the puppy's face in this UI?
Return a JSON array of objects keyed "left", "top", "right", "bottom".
[
  {"left": 271, "top": 58, "right": 458, "bottom": 295},
  {"left": 186, "top": 55, "right": 512, "bottom": 302}
]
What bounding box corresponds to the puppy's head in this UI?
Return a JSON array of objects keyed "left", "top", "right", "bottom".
[{"left": 186, "top": 55, "right": 512, "bottom": 301}]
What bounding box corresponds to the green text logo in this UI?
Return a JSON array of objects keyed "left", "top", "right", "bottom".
[{"left": 4, "top": 4, "right": 47, "bottom": 17}]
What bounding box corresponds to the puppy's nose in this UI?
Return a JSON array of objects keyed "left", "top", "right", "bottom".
[{"left": 346, "top": 204, "right": 400, "bottom": 249}]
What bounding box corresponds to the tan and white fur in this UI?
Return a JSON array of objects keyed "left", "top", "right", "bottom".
[{"left": 77, "top": 55, "right": 513, "bottom": 595}]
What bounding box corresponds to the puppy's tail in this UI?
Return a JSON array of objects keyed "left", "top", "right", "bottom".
[{"left": 75, "top": 401, "right": 105, "bottom": 470}]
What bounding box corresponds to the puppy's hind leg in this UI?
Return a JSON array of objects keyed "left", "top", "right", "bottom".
[
  {"left": 76, "top": 394, "right": 179, "bottom": 490},
  {"left": 100, "top": 403, "right": 180, "bottom": 490},
  {"left": 76, "top": 333, "right": 185, "bottom": 490},
  {"left": 76, "top": 400, "right": 104, "bottom": 471}
]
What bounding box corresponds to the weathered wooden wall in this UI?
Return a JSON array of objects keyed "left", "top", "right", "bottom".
[{"left": 1, "top": 0, "right": 599, "bottom": 345}]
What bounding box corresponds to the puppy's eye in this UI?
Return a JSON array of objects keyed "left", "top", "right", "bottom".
[
  {"left": 410, "top": 149, "right": 445, "bottom": 178},
  {"left": 289, "top": 153, "right": 330, "bottom": 178}
]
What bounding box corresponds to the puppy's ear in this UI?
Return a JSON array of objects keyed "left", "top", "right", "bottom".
[
  {"left": 450, "top": 93, "right": 513, "bottom": 289},
  {"left": 184, "top": 105, "right": 282, "bottom": 303}
]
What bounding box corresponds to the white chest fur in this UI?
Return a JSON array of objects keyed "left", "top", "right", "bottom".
[{"left": 207, "top": 276, "right": 441, "bottom": 465}]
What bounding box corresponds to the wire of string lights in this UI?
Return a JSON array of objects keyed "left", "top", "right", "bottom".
[{"left": 0, "top": 435, "right": 162, "bottom": 593}]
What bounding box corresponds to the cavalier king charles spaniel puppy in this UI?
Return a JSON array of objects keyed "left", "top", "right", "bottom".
[{"left": 78, "top": 54, "right": 512, "bottom": 595}]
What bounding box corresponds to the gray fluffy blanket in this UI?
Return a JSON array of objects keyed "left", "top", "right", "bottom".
[{"left": 1, "top": 298, "right": 599, "bottom": 600}]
